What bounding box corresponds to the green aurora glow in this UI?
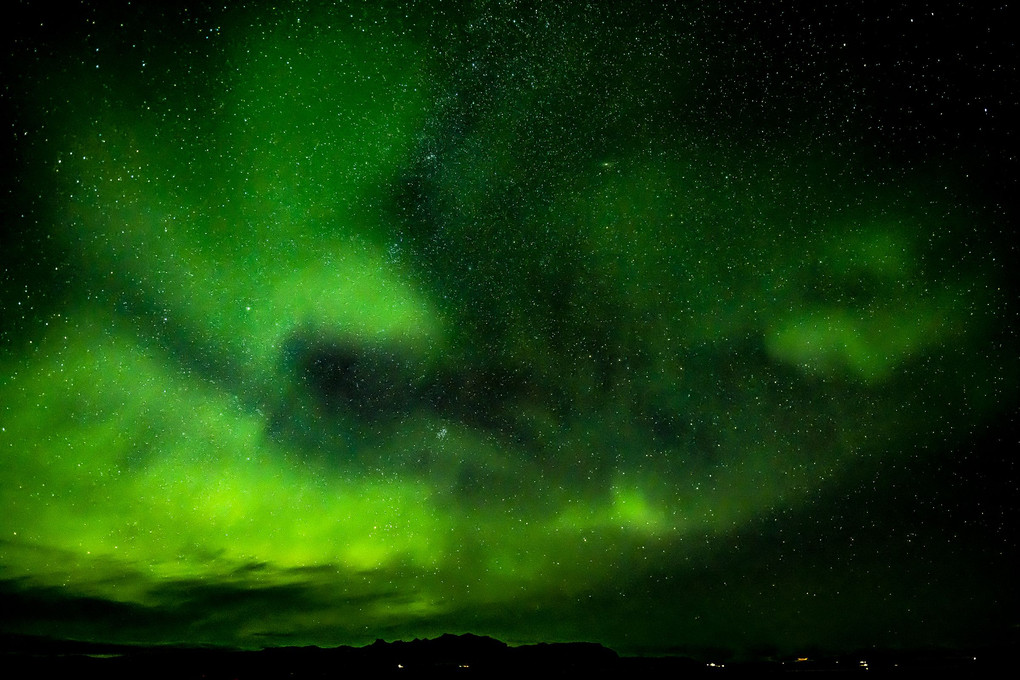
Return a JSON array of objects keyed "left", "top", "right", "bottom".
[{"left": 2, "top": 0, "right": 1016, "bottom": 655}]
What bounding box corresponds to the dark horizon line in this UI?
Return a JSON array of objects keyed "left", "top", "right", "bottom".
[{"left": 2, "top": 629, "right": 1013, "bottom": 662}]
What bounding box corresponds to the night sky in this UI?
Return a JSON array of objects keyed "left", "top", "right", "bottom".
[{"left": 2, "top": 0, "right": 1017, "bottom": 658}]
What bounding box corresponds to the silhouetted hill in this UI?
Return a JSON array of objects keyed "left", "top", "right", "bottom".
[{"left": 0, "top": 632, "right": 1013, "bottom": 678}]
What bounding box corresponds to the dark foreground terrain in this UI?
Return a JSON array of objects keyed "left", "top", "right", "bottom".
[{"left": 1, "top": 633, "right": 1012, "bottom": 678}]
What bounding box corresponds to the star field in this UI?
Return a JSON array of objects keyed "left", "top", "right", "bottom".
[{"left": 1, "top": 0, "right": 1016, "bottom": 657}]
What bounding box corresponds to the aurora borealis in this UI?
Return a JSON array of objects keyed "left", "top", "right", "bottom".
[{"left": 2, "top": 0, "right": 1016, "bottom": 658}]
